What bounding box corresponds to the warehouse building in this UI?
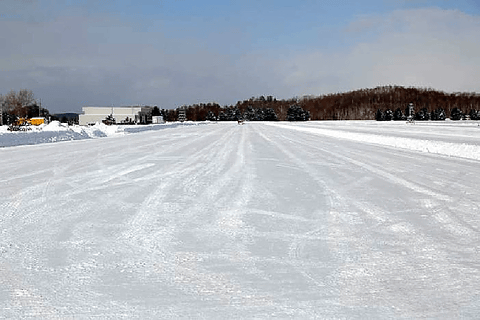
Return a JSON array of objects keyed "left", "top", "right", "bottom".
[{"left": 79, "top": 106, "right": 143, "bottom": 126}]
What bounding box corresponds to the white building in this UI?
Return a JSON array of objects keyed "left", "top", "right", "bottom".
[
  {"left": 79, "top": 106, "right": 142, "bottom": 125},
  {"left": 152, "top": 116, "right": 165, "bottom": 124}
]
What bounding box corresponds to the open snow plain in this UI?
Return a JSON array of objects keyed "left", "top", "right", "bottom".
[{"left": 1, "top": 121, "right": 480, "bottom": 318}]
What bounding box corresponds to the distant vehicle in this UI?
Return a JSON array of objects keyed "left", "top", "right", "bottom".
[
  {"left": 7, "top": 117, "right": 46, "bottom": 131},
  {"left": 8, "top": 118, "right": 30, "bottom": 131},
  {"left": 29, "top": 117, "right": 45, "bottom": 126},
  {"left": 102, "top": 114, "right": 116, "bottom": 125}
]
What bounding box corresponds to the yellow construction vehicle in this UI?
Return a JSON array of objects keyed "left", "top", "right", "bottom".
[
  {"left": 29, "top": 117, "right": 45, "bottom": 126},
  {"left": 7, "top": 117, "right": 45, "bottom": 131}
]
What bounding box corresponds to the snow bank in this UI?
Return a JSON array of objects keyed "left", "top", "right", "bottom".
[
  {"left": 265, "top": 122, "right": 480, "bottom": 161},
  {"left": 0, "top": 121, "right": 203, "bottom": 147}
]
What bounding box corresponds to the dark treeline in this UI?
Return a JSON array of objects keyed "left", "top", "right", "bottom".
[
  {"left": 301, "top": 86, "right": 479, "bottom": 120},
  {"left": 5, "top": 86, "right": 480, "bottom": 124},
  {"left": 168, "top": 96, "right": 297, "bottom": 122},
  {"left": 172, "top": 86, "right": 480, "bottom": 121}
]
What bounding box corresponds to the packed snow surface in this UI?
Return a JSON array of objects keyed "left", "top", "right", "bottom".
[{"left": 1, "top": 121, "right": 480, "bottom": 318}]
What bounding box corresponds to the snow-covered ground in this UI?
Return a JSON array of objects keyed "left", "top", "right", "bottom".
[{"left": 1, "top": 121, "right": 480, "bottom": 318}]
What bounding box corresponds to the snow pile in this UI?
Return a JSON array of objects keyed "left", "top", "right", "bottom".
[
  {"left": 0, "top": 121, "right": 203, "bottom": 147},
  {"left": 266, "top": 122, "right": 480, "bottom": 161}
]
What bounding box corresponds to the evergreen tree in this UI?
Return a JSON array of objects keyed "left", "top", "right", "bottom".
[
  {"left": 231, "top": 107, "right": 242, "bottom": 120},
  {"left": 469, "top": 109, "right": 480, "bottom": 120},
  {"left": 219, "top": 107, "right": 241, "bottom": 121},
  {"left": 205, "top": 110, "right": 217, "bottom": 121},
  {"left": 152, "top": 106, "right": 161, "bottom": 116},
  {"left": 393, "top": 108, "right": 405, "bottom": 121},
  {"left": 255, "top": 108, "right": 265, "bottom": 121},
  {"left": 243, "top": 106, "right": 256, "bottom": 121},
  {"left": 218, "top": 111, "right": 228, "bottom": 121},
  {"left": 287, "top": 105, "right": 309, "bottom": 121},
  {"left": 415, "top": 108, "right": 430, "bottom": 121},
  {"left": 431, "top": 108, "right": 446, "bottom": 120},
  {"left": 384, "top": 109, "right": 394, "bottom": 121},
  {"left": 450, "top": 107, "right": 463, "bottom": 120},
  {"left": 263, "top": 108, "right": 278, "bottom": 121},
  {"left": 375, "top": 109, "right": 385, "bottom": 121}
]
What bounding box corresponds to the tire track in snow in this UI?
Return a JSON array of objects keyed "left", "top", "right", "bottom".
[
  {"left": 53, "top": 125, "right": 246, "bottom": 315},
  {"left": 251, "top": 124, "right": 337, "bottom": 292},
  {"left": 259, "top": 123, "right": 480, "bottom": 318},
  {"left": 165, "top": 125, "right": 291, "bottom": 310},
  {"left": 279, "top": 130, "right": 452, "bottom": 203},
  {"left": 121, "top": 125, "right": 238, "bottom": 247},
  {"left": 170, "top": 125, "right": 312, "bottom": 315},
  {"left": 117, "top": 124, "right": 286, "bottom": 312},
  {"left": 0, "top": 123, "right": 240, "bottom": 318},
  {"left": 265, "top": 122, "right": 480, "bottom": 161},
  {"left": 35, "top": 124, "right": 223, "bottom": 202},
  {"left": 279, "top": 127, "right": 480, "bottom": 243}
]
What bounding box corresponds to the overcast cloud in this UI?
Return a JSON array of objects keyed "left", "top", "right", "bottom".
[{"left": 1, "top": 1, "right": 479, "bottom": 113}]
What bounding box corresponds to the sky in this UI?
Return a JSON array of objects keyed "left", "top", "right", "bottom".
[{"left": 1, "top": 0, "right": 480, "bottom": 113}]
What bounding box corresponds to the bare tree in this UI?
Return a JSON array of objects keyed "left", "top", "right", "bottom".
[
  {"left": 3, "top": 89, "right": 36, "bottom": 117},
  {"left": 3, "top": 90, "right": 17, "bottom": 113},
  {"left": 17, "top": 89, "right": 35, "bottom": 107}
]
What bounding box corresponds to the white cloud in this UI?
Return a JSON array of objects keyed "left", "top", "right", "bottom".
[{"left": 279, "top": 8, "right": 480, "bottom": 96}]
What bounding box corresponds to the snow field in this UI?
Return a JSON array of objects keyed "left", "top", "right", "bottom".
[{"left": 1, "top": 121, "right": 480, "bottom": 318}]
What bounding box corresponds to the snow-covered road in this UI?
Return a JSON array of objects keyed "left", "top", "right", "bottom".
[{"left": 1, "top": 122, "right": 480, "bottom": 318}]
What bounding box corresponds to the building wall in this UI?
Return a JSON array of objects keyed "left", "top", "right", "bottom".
[
  {"left": 79, "top": 106, "right": 142, "bottom": 125},
  {"left": 152, "top": 116, "right": 165, "bottom": 124}
]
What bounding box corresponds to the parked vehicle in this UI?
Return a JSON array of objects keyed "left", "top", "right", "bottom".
[{"left": 7, "top": 117, "right": 46, "bottom": 131}]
